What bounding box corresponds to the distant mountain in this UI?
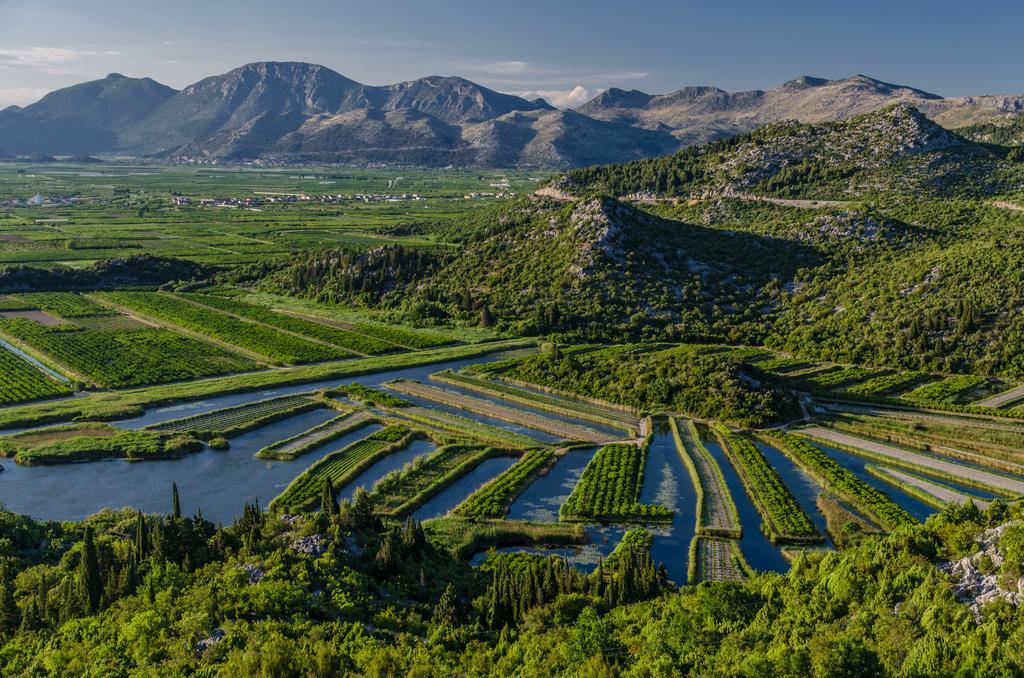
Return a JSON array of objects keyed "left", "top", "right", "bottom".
[
  {"left": 3, "top": 66, "right": 1023, "bottom": 167},
  {"left": 0, "top": 73, "right": 176, "bottom": 155},
  {"left": 578, "top": 75, "right": 1024, "bottom": 146}
]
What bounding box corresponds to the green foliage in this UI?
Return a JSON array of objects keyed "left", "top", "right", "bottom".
[
  {"left": 767, "top": 432, "right": 916, "bottom": 530},
  {"left": 0, "top": 345, "right": 72, "bottom": 405},
  {"left": 495, "top": 344, "right": 797, "bottom": 427},
  {"left": 370, "top": 445, "right": 497, "bottom": 516},
  {"left": 179, "top": 293, "right": 395, "bottom": 355},
  {"left": 0, "top": 423, "right": 200, "bottom": 464},
  {"left": 13, "top": 292, "right": 117, "bottom": 318},
  {"left": 902, "top": 375, "right": 987, "bottom": 404}
]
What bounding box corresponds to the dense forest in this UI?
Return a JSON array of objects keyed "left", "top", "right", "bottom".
[{"left": 0, "top": 482, "right": 1021, "bottom": 675}]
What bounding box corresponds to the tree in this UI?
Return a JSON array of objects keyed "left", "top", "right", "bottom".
[
  {"left": 134, "top": 511, "right": 148, "bottom": 561},
  {"left": 432, "top": 583, "right": 460, "bottom": 626},
  {"left": 79, "top": 527, "right": 103, "bottom": 613},
  {"left": 320, "top": 479, "right": 339, "bottom": 517},
  {"left": 0, "top": 568, "right": 19, "bottom": 637},
  {"left": 171, "top": 483, "right": 181, "bottom": 519},
  {"left": 479, "top": 306, "right": 494, "bottom": 328}
]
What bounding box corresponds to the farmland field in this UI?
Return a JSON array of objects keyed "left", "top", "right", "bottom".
[
  {"left": 560, "top": 442, "right": 673, "bottom": 523},
  {"left": 672, "top": 419, "right": 742, "bottom": 538},
  {"left": 270, "top": 426, "right": 413, "bottom": 511},
  {"left": 150, "top": 394, "right": 321, "bottom": 437},
  {"left": 97, "top": 291, "right": 355, "bottom": 364},
  {"left": 387, "top": 379, "right": 616, "bottom": 443},
  {"left": 0, "top": 316, "right": 257, "bottom": 388},
  {"left": 0, "top": 343, "right": 72, "bottom": 404},
  {"left": 690, "top": 537, "right": 747, "bottom": 583}
]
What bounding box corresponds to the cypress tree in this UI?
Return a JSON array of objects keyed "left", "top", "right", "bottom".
[
  {"left": 134, "top": 511, "right": 148, "bottom": 561},
  {"left": 0, "top": 568, "right": 19, "bottom": 636},
  {"left": 171, "top": 483, "right": 181, "bottom": 519},
  {"left": 79, "top": 527, "right": 103, "bottom": 614},
  {"left": 320, "top": 479, "right": 339, "bottom": 517}
]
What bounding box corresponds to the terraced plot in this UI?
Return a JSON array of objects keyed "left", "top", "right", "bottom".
[
  {"left": 13, "top": 292, "right": 117, "bottom": 318},
  {"left": 800, "top": 426, "right": 1024, "bottom": 496},
  {"left": 560, "top": 442, "right": 673, "bottom": 523},
  {"left": 98, "top": 292, "right": 353, "bottom": 364},
  {"left": 371, "top": 444, "right": 497, "bottom": 516},
  {"left": 386, "top": 406, "right": 538, "bottom": 448},
  {"left": 714, "top": 426, "right": 820, "bottom": 544},
  {"left": 431, "top": 370, "right": 637, "bottom": 432},
  {"left": 388, "top": 379, "right": 615, "bottom": 443},
  {"left": 256, "top": 410, "right": 373, "bottom": 460},
  {"left": 690, "top": 537, "right": 747, "bottom": 583},
  {"left": 765, "top": 432, "right": 916, "bottom": 531},
  {"left": 150, "top": 394, "right": 320, "bottom": 437},
  {"left": 270, "top": 426, "right": 413, "bottom": 512},
  {"left": 671, "top": 419, "right": 742, "bottom": 538},
  {"left": 975, "top": 384, "right": 1024, "bottom": 409},
  {"left": 867, "top": 465, "right": 989, "bottom": 509},
  {"left": 452, "top": 449, "right": 555, "bottom": 518}
]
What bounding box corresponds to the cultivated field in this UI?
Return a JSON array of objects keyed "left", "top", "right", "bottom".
[
  {"left": 672, "top": 419, "right": 742, "bottom": 538},
  {"left": 388, "top": 379, "right": 615, "bottom": 443}
]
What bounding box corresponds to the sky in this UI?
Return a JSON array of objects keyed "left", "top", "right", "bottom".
[{"left": 1, "top": 0, "right": 1023, "bottom": 109}]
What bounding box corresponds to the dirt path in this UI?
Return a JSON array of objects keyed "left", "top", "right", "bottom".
[
  {"left": 993, "top": 200, "right": 1024, "bottom": 212},
  {"left": 974, "top": 384, "right": 1024, "bottom": 408},
  {"left": 872, "top": 465, "right": 989, "bottom": 508},
  {"left": 801, "top": 426, "right": 1024, "bottom": 495}
]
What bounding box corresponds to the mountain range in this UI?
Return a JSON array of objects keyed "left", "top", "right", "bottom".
[{"left": 2, "top": 62, "right": 1023, "bottom": 167}]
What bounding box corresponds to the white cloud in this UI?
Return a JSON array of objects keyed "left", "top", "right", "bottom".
[
  {"left": 508, "top": 85, "right": 598, "bottom": 109},
  {"left": 0, "top": 87, "right": 50, "bottom": 108},
  {"left": 0, "top": 47, "right": 118, "bottom": 74}
]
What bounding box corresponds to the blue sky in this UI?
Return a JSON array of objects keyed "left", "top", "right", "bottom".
[{"left": 1, "top": 0, "right": 1022, "bottom": 108}]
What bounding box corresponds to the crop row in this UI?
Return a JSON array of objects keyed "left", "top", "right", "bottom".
[
  {"left": 901, "top": 375, "right": 987, "bottom": 404},
  {"left": 671, "top": 419, "right": 742, "bottom": 538},
  {"left": 150, "top": 394, "right": 320, "bottom": 437},
  {"left": 846, "top": 371, "right": 928, "bottom": 396},
  {"left": 180, "top": 293, "right": 395, "bottom": 355},
  {"left": 560, "top": 443, "right": 673, "bottom": 523},
  {"left": 688, "top": 537, "right": 747, "bottom": 584},
  {"left": 0, "top": 296, "right": 34, "bottom": 312},
  {"left": 0, "top": 346, "right": 72, "bottom": 405},
  {"left": 451, "top": 449, "right": 555, "bottom": 518},
  {"left": 269, "top": 426, "right": 412, "bottom": 512},
  {"left": 256, "top": 411, "right": 374, "bottom": 460},
  {"left": 431, "top": 370, "right": 637, "bottom": 431},
  {"left": 603, "top": 528, "right": 653, "bottom": 571},
  {"left": 330, "top": 382, "right": 411, "bottom": 407},
  {"left": 0, "top": 318, "right": 256, "bottom": 388},
  {"left": 350, "top": 321, "right": 452, "bottom": 350},
  {"left": 713, "top": 426, "right": 821, "bottom": 544},
  {"left": 17, "top": 292, "right": 117, "bottom": 318},
  {"left": 371, "top": 445, "right": 497, "bottom": 516},
  {"left": 388, "top": 406, "right": 537, "bottom": 448},
  {"left": 388, "top": 379, "right": 613, "bottom": 443},
  {"left": 99, "top": 292, "right": 350, "bottom": 364},
  {"left": 830, "top": 417, "right": 1024, "bottom": 474},
  {"left": 865, "top": 464, "right": 987, "bottom": 510},
  {"left": 761, "top": 432, "right": 916, "bottom": 531}
]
